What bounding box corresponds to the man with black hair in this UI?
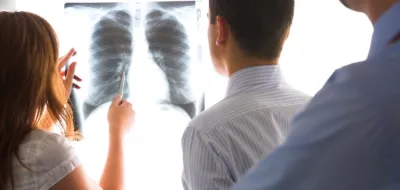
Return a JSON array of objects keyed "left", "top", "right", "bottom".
[
  {"left": 181, "top": 0, "right": 310, "bottom": 189},
  {"left": 233, "top": 0, "right": 400, "bottom": 189}
]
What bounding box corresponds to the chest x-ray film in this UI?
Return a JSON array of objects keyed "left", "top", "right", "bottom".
[
  {"left": 63, "top": 1, "right": 204, "bottom": 131},
  {"left": 62, "top": 1, "right": 204, "bottom": 188}
]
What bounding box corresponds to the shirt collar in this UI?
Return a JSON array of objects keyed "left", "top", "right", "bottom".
[
  {"left": 226, "top": 65, "right": 286, "bottom": 96},
  {"left": 368, "top": 1, "right": 400, "bottom": 58}
]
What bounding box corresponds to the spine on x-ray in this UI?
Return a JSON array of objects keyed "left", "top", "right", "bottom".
[
  {"left": 144, "top": 9, "right": 196, "bottom": 118},
  {"left": 83, "top": 9, "right": 133, "bottom": 119}
]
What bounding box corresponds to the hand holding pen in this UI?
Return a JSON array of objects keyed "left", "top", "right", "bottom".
[
  {"left": 119, "top": 66, "right": 126, "bottom": 99},
  {"left": 108, "top": 65, "right": 134, "bottom": 136}
]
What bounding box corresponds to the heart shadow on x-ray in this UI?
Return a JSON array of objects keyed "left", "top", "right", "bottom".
[{"left": 63, "top": 1, "right": 206, "bottom": 132}]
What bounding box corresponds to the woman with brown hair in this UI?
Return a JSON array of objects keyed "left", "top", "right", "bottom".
[{"left": 0, "top": 11, "right": 134, "bottom": 190}]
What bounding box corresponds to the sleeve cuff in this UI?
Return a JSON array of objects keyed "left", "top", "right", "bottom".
[{"left": 39, "top": 155, "right": 82, "bottom": 190}]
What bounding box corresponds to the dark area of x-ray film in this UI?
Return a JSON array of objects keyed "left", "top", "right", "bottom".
[{"left": 63, "top": 1, "right": 204, "bottom": 131}]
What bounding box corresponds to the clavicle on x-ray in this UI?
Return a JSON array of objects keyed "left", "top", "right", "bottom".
[{"left": 62, "top": 1, "right": 204, "bottom": 189}]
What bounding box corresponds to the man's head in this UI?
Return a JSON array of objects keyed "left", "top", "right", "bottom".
[{"left": 208, "top": 0, "right": 295, "bottom": 76}]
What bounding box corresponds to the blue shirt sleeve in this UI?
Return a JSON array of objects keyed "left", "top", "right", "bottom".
[{"left": 233, "top": 69, "right": 387, "bottom": 190}]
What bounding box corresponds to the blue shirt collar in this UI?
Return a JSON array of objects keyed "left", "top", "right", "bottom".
[
  {"left": 226, "top": 65, "right": 286, "bottom": 96},
  {"left": 368, "top": 1, "right": 400, "bottom": 58}
]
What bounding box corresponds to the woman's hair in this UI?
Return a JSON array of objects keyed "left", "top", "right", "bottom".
[{"left": 0, "top": 11, "right": 77, "bottom": 189}]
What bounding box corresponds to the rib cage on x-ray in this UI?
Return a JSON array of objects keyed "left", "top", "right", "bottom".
[
  {"left": 64, "top": 2, "right": 202, "bottom": 128},
  {"left": 83, "top": 9, "right": 133, "bottom": 118},
  {"left": 83, "top": 7, "right": 196, "bottom": 119},
  {"left": 144, "top": 9, "right": 196, "bottom": 118},
  {"left": 63, "top": 3, "right": 203, "bottom": 189}
]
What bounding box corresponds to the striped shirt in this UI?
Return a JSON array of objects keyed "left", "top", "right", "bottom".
[{"left": 181, "top": 65, "right": 310, "bottom": 190}]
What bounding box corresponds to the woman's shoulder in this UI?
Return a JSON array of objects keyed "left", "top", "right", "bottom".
[
  {"left": 23, "top": 128, "right": 66, "bottom": 144},
  {"left": 15, "top": 129, "right": 81, "bottom": 189},
  {"left": 19, "top": 128, "right": 79, "bottom": 167},
  {"left": 21, "top": 129, "right": 71, "bottom": 156}
]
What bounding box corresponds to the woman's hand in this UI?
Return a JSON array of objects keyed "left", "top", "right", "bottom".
[
  {"left": 57, "top": 48, "right": 82, "bottom": 99},
  {"left": 107, "top": 94, "right": 135, "bottom": 138}
]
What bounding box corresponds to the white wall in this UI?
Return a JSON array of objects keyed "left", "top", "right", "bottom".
[
  {"left": 281, "top": 0, "right": 372, "bottom": 94},
  {"left": 204, "top": 0, "right": 373, "bottom": 107},
  {"left": 0, "top": 0, "right": 16, "bottom": 10}
]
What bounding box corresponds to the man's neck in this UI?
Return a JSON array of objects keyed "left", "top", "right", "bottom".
[
  {"left": 365, "top": 0, "right": 398, "bottom": 24},
  {"left": 226, "top": 56, "right": 278, "bottom": 77}
]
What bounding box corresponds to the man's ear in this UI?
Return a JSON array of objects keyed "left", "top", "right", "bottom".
[
  {"left": 216, "top": 16, "right": 228, "bottom": 46},
  {"left": 284, "top": 28, "right": 291, "bottom": 41}
]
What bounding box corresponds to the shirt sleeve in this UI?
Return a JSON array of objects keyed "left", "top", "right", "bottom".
[
  {"left": 233, "top": 71, "right": 386, "bottom": 190},
  {"left": 35, "top": 132, "right": 82, "bottom": 190},
  {"left": 182, "top": 126, "right": 234, "bottom": 190}
]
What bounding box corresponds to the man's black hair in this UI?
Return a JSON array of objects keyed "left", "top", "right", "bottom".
[{"left": 209, "top": 0, "right": 295, "bottom": 60}]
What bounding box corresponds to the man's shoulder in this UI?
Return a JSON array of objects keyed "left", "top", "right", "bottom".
[
  {"left": 188, "top": 93, "right": 263, "bottom": 133},
  {"left": 188, "top": 88, "right": 310, "bottom": 134},
  {"left": 304, "top": 60, "right": 382, "bottom": 116},
  {"left": 187, "top": 98, "right": 237, "bottom": 133},
  {"left": 327, "top": 52, "right": 400, "bottom": 101},
  {"left": 292, "top": 54, "right": 400, "bottom": 135}
]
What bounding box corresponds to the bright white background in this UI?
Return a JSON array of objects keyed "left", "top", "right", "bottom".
[
  {"left": 14, "top": 0, "right": 373, "bottom": 107},
  {"left": 5, "top": 0, "right": 374, "bottom": 188},
  {"left": 201, "top": 0, "right": 373, "bottom": 107}
]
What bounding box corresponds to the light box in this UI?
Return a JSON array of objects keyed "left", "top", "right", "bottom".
[{"left": 62, "top": 1, "right": 204, "bottom": 189}]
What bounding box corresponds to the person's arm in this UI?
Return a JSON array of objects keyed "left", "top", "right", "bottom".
[
  {"left": 51, "top": 94, "right": 134, "bottom": 190},
  {"left": 99, "top": 94, "right": 133, "bottom": 189},
  {"left": 233, "top": 78, "right": 386, "bottom": 190},
  {"left": 32, "top": 132, "right": 99, "bottom": 190},
  {"left": 99, "top": 131, "right": 125, "bottom": 190},
  {"left": 50, "top": 133, "right": 126, "bottom": 190},
  {"left": 182, "top": 126, "right": 234, "bottom": 190},
  {"left": 50, "top": 49, "right": 133, "bottom": 189},
  {"left": 49, "top": 166, "right": 101, "bottom": 190}
]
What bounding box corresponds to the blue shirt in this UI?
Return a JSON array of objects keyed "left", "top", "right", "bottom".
[{"left": 233, "top": 2, "right": 400, "bottom": 190}]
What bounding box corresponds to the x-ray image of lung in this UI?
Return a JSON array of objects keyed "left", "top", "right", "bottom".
[
  {"left": 62, "top": 1, "right": 203, "bottom": 189},
  {"left": 63, "top": 1, "right": 203, "bottom": 128},
  {"left": 84, "top": 9, "right": 134, "bottom": 119},
  {"left": 144, "top": 6, "right": 196, "bottom": 117}
]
